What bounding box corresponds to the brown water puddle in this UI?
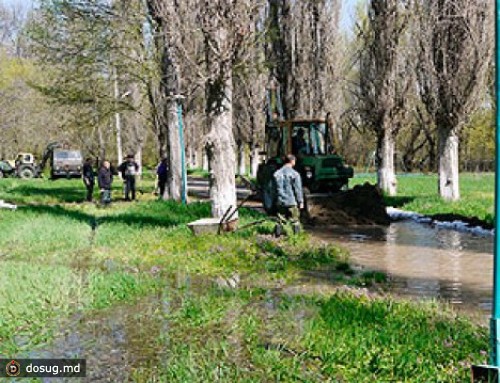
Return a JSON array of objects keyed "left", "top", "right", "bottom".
[
  {"left": 23, "top": 271, "right": 321, "bottom": 382},
  {"left": 312, "top": 221, "right": 493, "bottom": 323},
  {"left": 24, "top": 273, "right": 214, "bottom": 382}
]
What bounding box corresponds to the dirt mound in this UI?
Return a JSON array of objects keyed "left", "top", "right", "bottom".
[{"left": 306, "top": 183, "right": 390, "bottom": 226}]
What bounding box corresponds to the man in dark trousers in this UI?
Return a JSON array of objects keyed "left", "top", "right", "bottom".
[
  {"left": 118, "top": 154, "right": 139, "bottom": 201},
  {"left": 82, "top": 158, "right": 95, "bottom": 202},
  {"left": 98, "top": 160, "right": 113, "bottom": 205},
  {"left": 273, "top": 154, "right": 304, "bottom": 237},
  {"left": 156, "top": 157, "right": 168, "bottom": 198}
]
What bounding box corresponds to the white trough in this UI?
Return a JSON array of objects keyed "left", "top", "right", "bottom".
[
  {"left": 0, "top": 200, "right": 17, "bottom": 210},
  {"left": 187, "top": 217, "right": 238, "bottom": 235}
]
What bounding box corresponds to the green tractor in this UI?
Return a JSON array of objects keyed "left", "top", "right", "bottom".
[{"left": 256, "top": 87, "right": 353, "bottom": 213}]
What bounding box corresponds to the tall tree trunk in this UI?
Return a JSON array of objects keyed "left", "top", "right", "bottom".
[
  {"left": 132, "top": 82, "right": 144, "bottom": 178},
  {"left": 437, "top": 127, "right": 460, "bottom": 201},
  {"left": 193, "top": 149, "right": 199, "bottom": 168},
  {"left": 237, "top": 140, "right": 246, "bottom": 175},
  {"left": 113, "top": 68, "right": 123, "bottom": 166},
  {"left": 159, "top": 35, "right": 184, "bottom": 201},
  {"left": 146, "top": 0, "right": 183, "bottom": 200},
  {"left": 250, "top": 143, "right": 260, "bottom": 178},
  {"left": 134, "top": 146, "right": 143, "bottom": 177},
  {"left": 269, "top": 0, "right": 294, "bottom": 119},
  {"left": 205, "top": 47, "right": 237, "bottom": 217},
  {"left": 97, "top": 124, "right": 106, "bottom": 162},
  {"left": 202, "top": 150, "right": 209, "bottom": 171},
  {"left": 165, "top": 97, "right": 183, "bottom": 201},
  {"left": 376, "top": 129, "right": 397, "bottom": 196}
]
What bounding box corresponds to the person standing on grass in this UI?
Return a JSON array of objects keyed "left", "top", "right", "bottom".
[
  {"left": 273, "top": 154, "right": 304, "bottom": 237},
  {"left": 82, "top": 158, "right": 95, "bottom": 202},
  {"left": 118, "top": 154, "right": 139, "bottom": 201},
  {"left": 98, "top": 160, "right": 113, "bottom": 205},
  {"left": 156, "top": 157, "right": 168, "bottom": 198}
]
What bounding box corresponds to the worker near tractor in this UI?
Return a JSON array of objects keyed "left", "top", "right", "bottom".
[
  {"left": 82, "top": 158, "right": 95, "bottom": 202},
  {"left": 273, "top": 154, "right": 304, "bottom": 237},
  {"left": 98, "top": 160, "right": 113, "bottom": 205},
  {"left": 118, "top": 154, "right": 139, "bottom": 201}
]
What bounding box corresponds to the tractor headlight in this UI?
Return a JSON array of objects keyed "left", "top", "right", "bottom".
[{"left": 304, "top": 166, "right": 313, "bottom": 179}]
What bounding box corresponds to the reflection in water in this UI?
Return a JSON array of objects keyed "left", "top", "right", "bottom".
[{"left": 314, "top": 221, "right": 493, "bottom": 323}]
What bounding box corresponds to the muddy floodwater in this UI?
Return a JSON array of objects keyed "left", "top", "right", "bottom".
[{"left": 314, "top": 221, "right": 494, "bottom": 323}]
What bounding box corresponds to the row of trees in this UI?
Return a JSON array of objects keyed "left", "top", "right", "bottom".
[
  {"left": 356, "top": 0, "right": 493, "bottom": 200},
  {"left": 0, "top": 0, "right": 495, "bottom": 217}
]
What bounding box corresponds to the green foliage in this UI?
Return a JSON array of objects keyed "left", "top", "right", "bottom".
[{"left": 462, "top": 109, "right": 495, "bottom": 162}]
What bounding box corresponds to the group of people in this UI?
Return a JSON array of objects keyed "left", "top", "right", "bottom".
[
  {"left": 82, "top": 155, "right": 139, "bottom": 205},
  {"left": 81, "top": 152, "right": 303, "bottom": 237}
]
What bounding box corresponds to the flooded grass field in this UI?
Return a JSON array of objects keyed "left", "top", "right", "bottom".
[{"left": 0, "top": 179, "right": 492, "bottom": 382}]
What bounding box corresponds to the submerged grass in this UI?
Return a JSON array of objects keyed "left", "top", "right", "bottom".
[
  {"left": 352, "top": 173, "right": 494, "bottom": 225},
  {"left": 148, "top": 286, "right": 487, "bottom": 383},
  {"left": 0, "top": 178, "right": 490, "bottom": 381},
  {"left": 0, "top": 181, "right": 347, "bottom": 356}
]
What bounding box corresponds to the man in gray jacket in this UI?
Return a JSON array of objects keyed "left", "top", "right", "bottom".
[{"left": 273, "top": 154, "right": 304, "bottom": 236}]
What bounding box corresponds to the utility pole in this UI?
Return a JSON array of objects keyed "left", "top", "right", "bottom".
[
  {"left": 174, "top": 95, "right": 187, "bottom": 205},
  {"left": 113, "top": 67, "right": 123, "bottom": 167},
  {"left": 492, "top": 0, "right": 500, "bottom": 368}
]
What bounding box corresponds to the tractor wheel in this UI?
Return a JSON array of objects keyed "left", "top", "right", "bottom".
[
  {"left": 18, "top": 166, "right": 35, "bottom": 179},
  {"left": 302, "top": 187, "right": 312, "bottom": 218}
]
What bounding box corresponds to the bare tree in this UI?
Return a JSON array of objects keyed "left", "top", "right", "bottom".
[
  {"left": 199, "top": 0, "right": 259, "bottom": 218},
  {"left": 146, "top": 0, "right": 187, "bottom": 201},
  {"left": 416, "top": 0, "right": 493, "bottom": 200},
  {"left": 354, "top": 0, "right": 411, "bottom": 196},
  {"left": 266, "top": 0, "right": 343, "bottom": 121}
]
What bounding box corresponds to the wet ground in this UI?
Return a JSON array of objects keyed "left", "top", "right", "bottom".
[
  {"left": 14, "top": 219, "right": 493, "bottom": 381},
  {"left": 19, "top": 274, "right": 212, "bottom": 383},
  {"left": 18, "top": 273, "right": 313, "bottom": 382},
  {"left": 314, "top": 220, "right": 494, "bottom": 323}
]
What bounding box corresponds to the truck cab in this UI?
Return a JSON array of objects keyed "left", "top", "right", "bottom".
[{"left": 51, "top": 150, "right": 83, "bottom": 179}]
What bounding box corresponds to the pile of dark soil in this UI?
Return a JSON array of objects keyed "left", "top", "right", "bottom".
[{"left": 306, "top": 183, "right": 390, "bottom": 226}]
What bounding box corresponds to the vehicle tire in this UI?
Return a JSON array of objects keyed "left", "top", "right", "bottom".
[
  {"left": 308, "top": 182, "right": 321, "bottom": 193},
  {"left": 301, "top": 187, "right": 312, "bottom": 220},
  {"left": 18, "top": 166, "right": 35, "bottom": 179}
]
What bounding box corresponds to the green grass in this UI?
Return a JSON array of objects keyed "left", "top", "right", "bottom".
[
  {"left": 0, "top": 178, "right": 156, "bottom": 205},
  {"left": 0, "top": 178, "right": 490, "bottom": 382},
  {"left": 352, "top": 173, "right": 494, "bottom": 225},
  {"left": 0, "top": 179, "right": 348, "bottom": 356},
  {"left": 146, "top": 287, "right": 487, "bottom": 383},
  {"left": 187, "top": 167, "right": 210, "bottom": 178}
]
